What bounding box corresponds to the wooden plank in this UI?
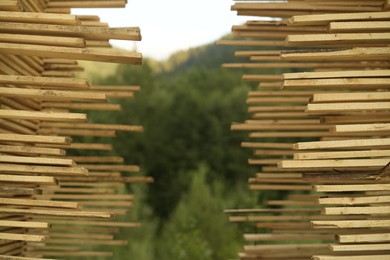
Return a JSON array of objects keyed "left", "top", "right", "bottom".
[
  {"left": 0, "top": 144, "right": 64, "bottom": 155},
  {"left": 0, "top": 233, "right": 47, "bottom": 242},
  {"left": 0, "top": 33, "right": 85, "bottom": 48},
  {"left": 0, "top": 42, "right": 142, "bottom": 64},
  {"left": 329, "top": 21, "right": 390, "bottom": 32},
  {"left": 284, "top": 78, "right": 390, "bottom": 89},
  {"left": 47, "top": 0, "right": 126, "bottom": 8},
  {"left": 244, "top": 233, "right": 334, "bottom": 242},
  {"left": 0, "top": 74, "right": 90, "bottom": 88},
  {"left": 42, "top": 102, "right": 120, "bottom": 111},
  {"left": 319, "top": 196, "right": 390, "bottom": 205},
  {"left": 0, "top": 155, "right": 74, "bottom": 166},
  {"left": 287, "top": 33, "right": 390, "bottom": 46},
  {"left": 244, "top": 243, "right": 328, "bottom": 253},
  {"left": 289, "top": 11, "right": 390, "bottom": 26},
  {"left": 242, "top": 142, "right": 293, "bottom": 149},
  {"left": 232, "top": 2, "right": 378, "bottom": 12},
  {"left": 323, "top": 206, "right": 390, "bottom": 215},
  {"left": 0, "top": 11, "right": 78, "bottom": 25},
  {"left": 338, "top": 233, "right": 390, "bottom": 243},
  {"left": 0, "top": 163, "right": 88, "bottom": 175},
  {"left": 232, "top": 124, "right": 329, "bottom": 131},
  {"left": 0, "top": 208, "right": 113, "bottom": 219},
  {"left": 33, "top": 251, "right": 112, "bottom": 257},
  {"left": 295, "top": 149, "right": 390, "bottom": 160},
  {"left": 0, "top": 133, "right": 71, "bottom": 144},
  {"left": 284, "top": 69, "right": 390, "bottom": 80},
  {"left": 279, "top": 159, "right": 390, "bottom": 169},
  {"left": 0, "top": 198, "right": 79, "bottom": 209},
  {"left": 315, "top": 184, "right": 390, "bottom": 192},
  {"left": 0, "top": 109, "right": 87, "bottom": 122},
  {"left": 0, "top": 220, "right": 49, "bottom": 229},
  {"left": 0, "top": 1, "right": 22, "bottom": 11},
  {"left": 330, "top": 243, "right": 390, "bottom": 251},
  {"left": 79, "top": 164, "right": 140, "bottom": 172},
  {"left": 313, "top": 255, "right": 390, "bottom": 260},
  {"left": 311, "top": 92, "right": 390, "bottom": 103},
  {"left": 294, "top": 138, "right": 390, "bottom": 150},
  {"left": 0, "top": 174, "right": 57, "bottom": 185},
  {"left": 0, "top": 22, "right": 140, "bottom": 41},
  {"left": 40, "top": 122, "right": 143, "bottom": 132},
  {"left": 333, "top": 124, "right": 390, "bottom": 133},
  {"left": 282, "top": 47, "right": 390, "bottom": 61},
  {"left": 47, "top": 219, "right": 140, "bottom": 228},
  {"left": 307, "top": 102, "right": 390, "bottom": 113},
  {"left": 0, "top": 87, "right": 106, "bottom": 102},
  {"left": 312, "top": 220, "right": 390, "bottom": 228}
]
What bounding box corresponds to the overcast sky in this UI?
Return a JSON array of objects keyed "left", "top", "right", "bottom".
[{"left": 72, "top": 0, "right": 248, "bottom": 60}]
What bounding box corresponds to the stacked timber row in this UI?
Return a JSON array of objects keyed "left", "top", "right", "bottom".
[
  {"left": 0, "top": 0, "right": 153, "bottom": 259},
  {"left": 220, "top": 0, "right": 390, "bottom": 259}
]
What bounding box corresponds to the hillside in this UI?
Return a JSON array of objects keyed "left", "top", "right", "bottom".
[{"left": 77, "top": 37, "right": 272, "bottom": 260}]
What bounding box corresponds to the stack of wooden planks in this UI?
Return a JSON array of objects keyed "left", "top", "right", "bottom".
[
  {"left": 221, "top": 0, "right": 390, "bottom": 259},
  {"left": 0, "top": 0, "right": 153, "bottom": 259}
]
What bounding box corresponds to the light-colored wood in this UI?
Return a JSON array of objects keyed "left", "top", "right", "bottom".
[
  {"left": 319, "top": 196, "right": 390, "bottom": 205},
  {"left": 289, "top": 11, "right": 390, "bottom": 26},
  {"left": 0, "top": 163, "right": 88, "bottom": 175},
  {"left": 323, "top": 206, "right": 390, "bottom": 215},
  {"left": 0, "top": 87, "right": 106, "bottom": 102},
  {"left": 284, "top": 69, "right": 390, "bottom": 80},
  {"left": 312, "top": 220, "right": 390, "bottom": 228},
  {"left": 0, "top": 198, "right": 79, "bottom": 209},
  {"left": 0, "top": 133, "right": 71, "bottom": 144},
  {"left": 293, "top": 138, "right": 390, "bottom": 150},
  {"left": 338, "top": 233, "right": 390, "bottom": 243},
  {"left": 329, "top": 21, "right": 390, "bottom": 32},
  {"left": 0, "top": 174, "right": 57, "bottom": 185},
  {"left": 0, "top": 74, "right": 90, "bottom": 88},
  {"left": 0, "top": 144, "right": 65, "bottom": 155},
  {"left": 295, "top": 149, "right": 390, "bottom": 160},
  {"left": 284, "top": 78, "right": 390, "bottom": 89},
  {"left": 330, "top": 243, "right": 390, "bottom": 251},
  {"left": 0, "top": 220, "right": 49, "bottom": 229},
  {"left": 307, "top": 102, "right": 390, "bottom": 113},
  {"left": 287, "top": 33, "right": 390, "bottom": 46},
  {"left": 311, "top": 92, "right": 390, "bottom": 103},
  {"left": 281, "top": 47, "right": 390, "bottom": 61},
  {"left": 333, "top": 123, "right": 390, "bottom": 133},
  {"left": 0, "top": 22, "right": 140, "bottom": 41},
  {"left": 0, "top": 233, "right": 47, "bottom": 242},
  {"left": 279, "top": 158, "right": 390, "bottom": 169},
  {"left": 0, "top": 155, "right": 74, "bottom": 166},
  {"left": 0, "top": 33, "right": 85, "bottom": 48},
  {"left": 0, "top": 42, "right": 142, "bottom": 64},
  {"left": 0, "top": 109, "right": 87, "bottom": 122},
  {"left": 0, "top": 208, "right": 113, "bottom": 219},
  {"left": 0, "top": 11, "right": 78, "bottom": 25},
  {"left": 313, "top": 255, "right": 390, "bottom": 260},
  {"left": 315, "top": 184, "right": 390, "bottom": 192}
]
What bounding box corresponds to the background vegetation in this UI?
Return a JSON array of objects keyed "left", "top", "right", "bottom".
[{"left": 76, "top": 39, "right": 282, "bottom": 259}]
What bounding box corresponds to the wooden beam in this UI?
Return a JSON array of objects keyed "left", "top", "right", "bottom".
[
  {"left": 0, "top": 109, "right": 87, "bottom": 122},
  {"left": 0, "top": 74, "right": 89, "bottom": 88},
  {"left": 0, "top": 43, "right": 142, "bottom": 64},
  {"left": 0, "top": 11, "right": 78, "bottom": 25},
  {"left": 338, "top": 233, "right": 390, "bottom": 243},
  {"left": 0, "top": 87, "right": 106, "bottom": 102}
]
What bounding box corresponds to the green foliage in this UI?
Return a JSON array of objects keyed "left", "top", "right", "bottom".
[
  {"left": 81, "top": 41, "right": 289, "bottom": 258},
  {"left": 156, "top": 165, "right": 242, "bottom": 260},
  {"left": 91, "top": 45, "right": 255, "bottom": 220}
]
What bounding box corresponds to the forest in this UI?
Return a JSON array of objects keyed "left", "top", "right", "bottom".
[{"left": 75, "top": 39, "right": 283, "bottom": 259}]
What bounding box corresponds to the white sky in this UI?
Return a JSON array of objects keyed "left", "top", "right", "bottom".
[{"left": 72, "top": 0, "right": 248, "bottom": 60}]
